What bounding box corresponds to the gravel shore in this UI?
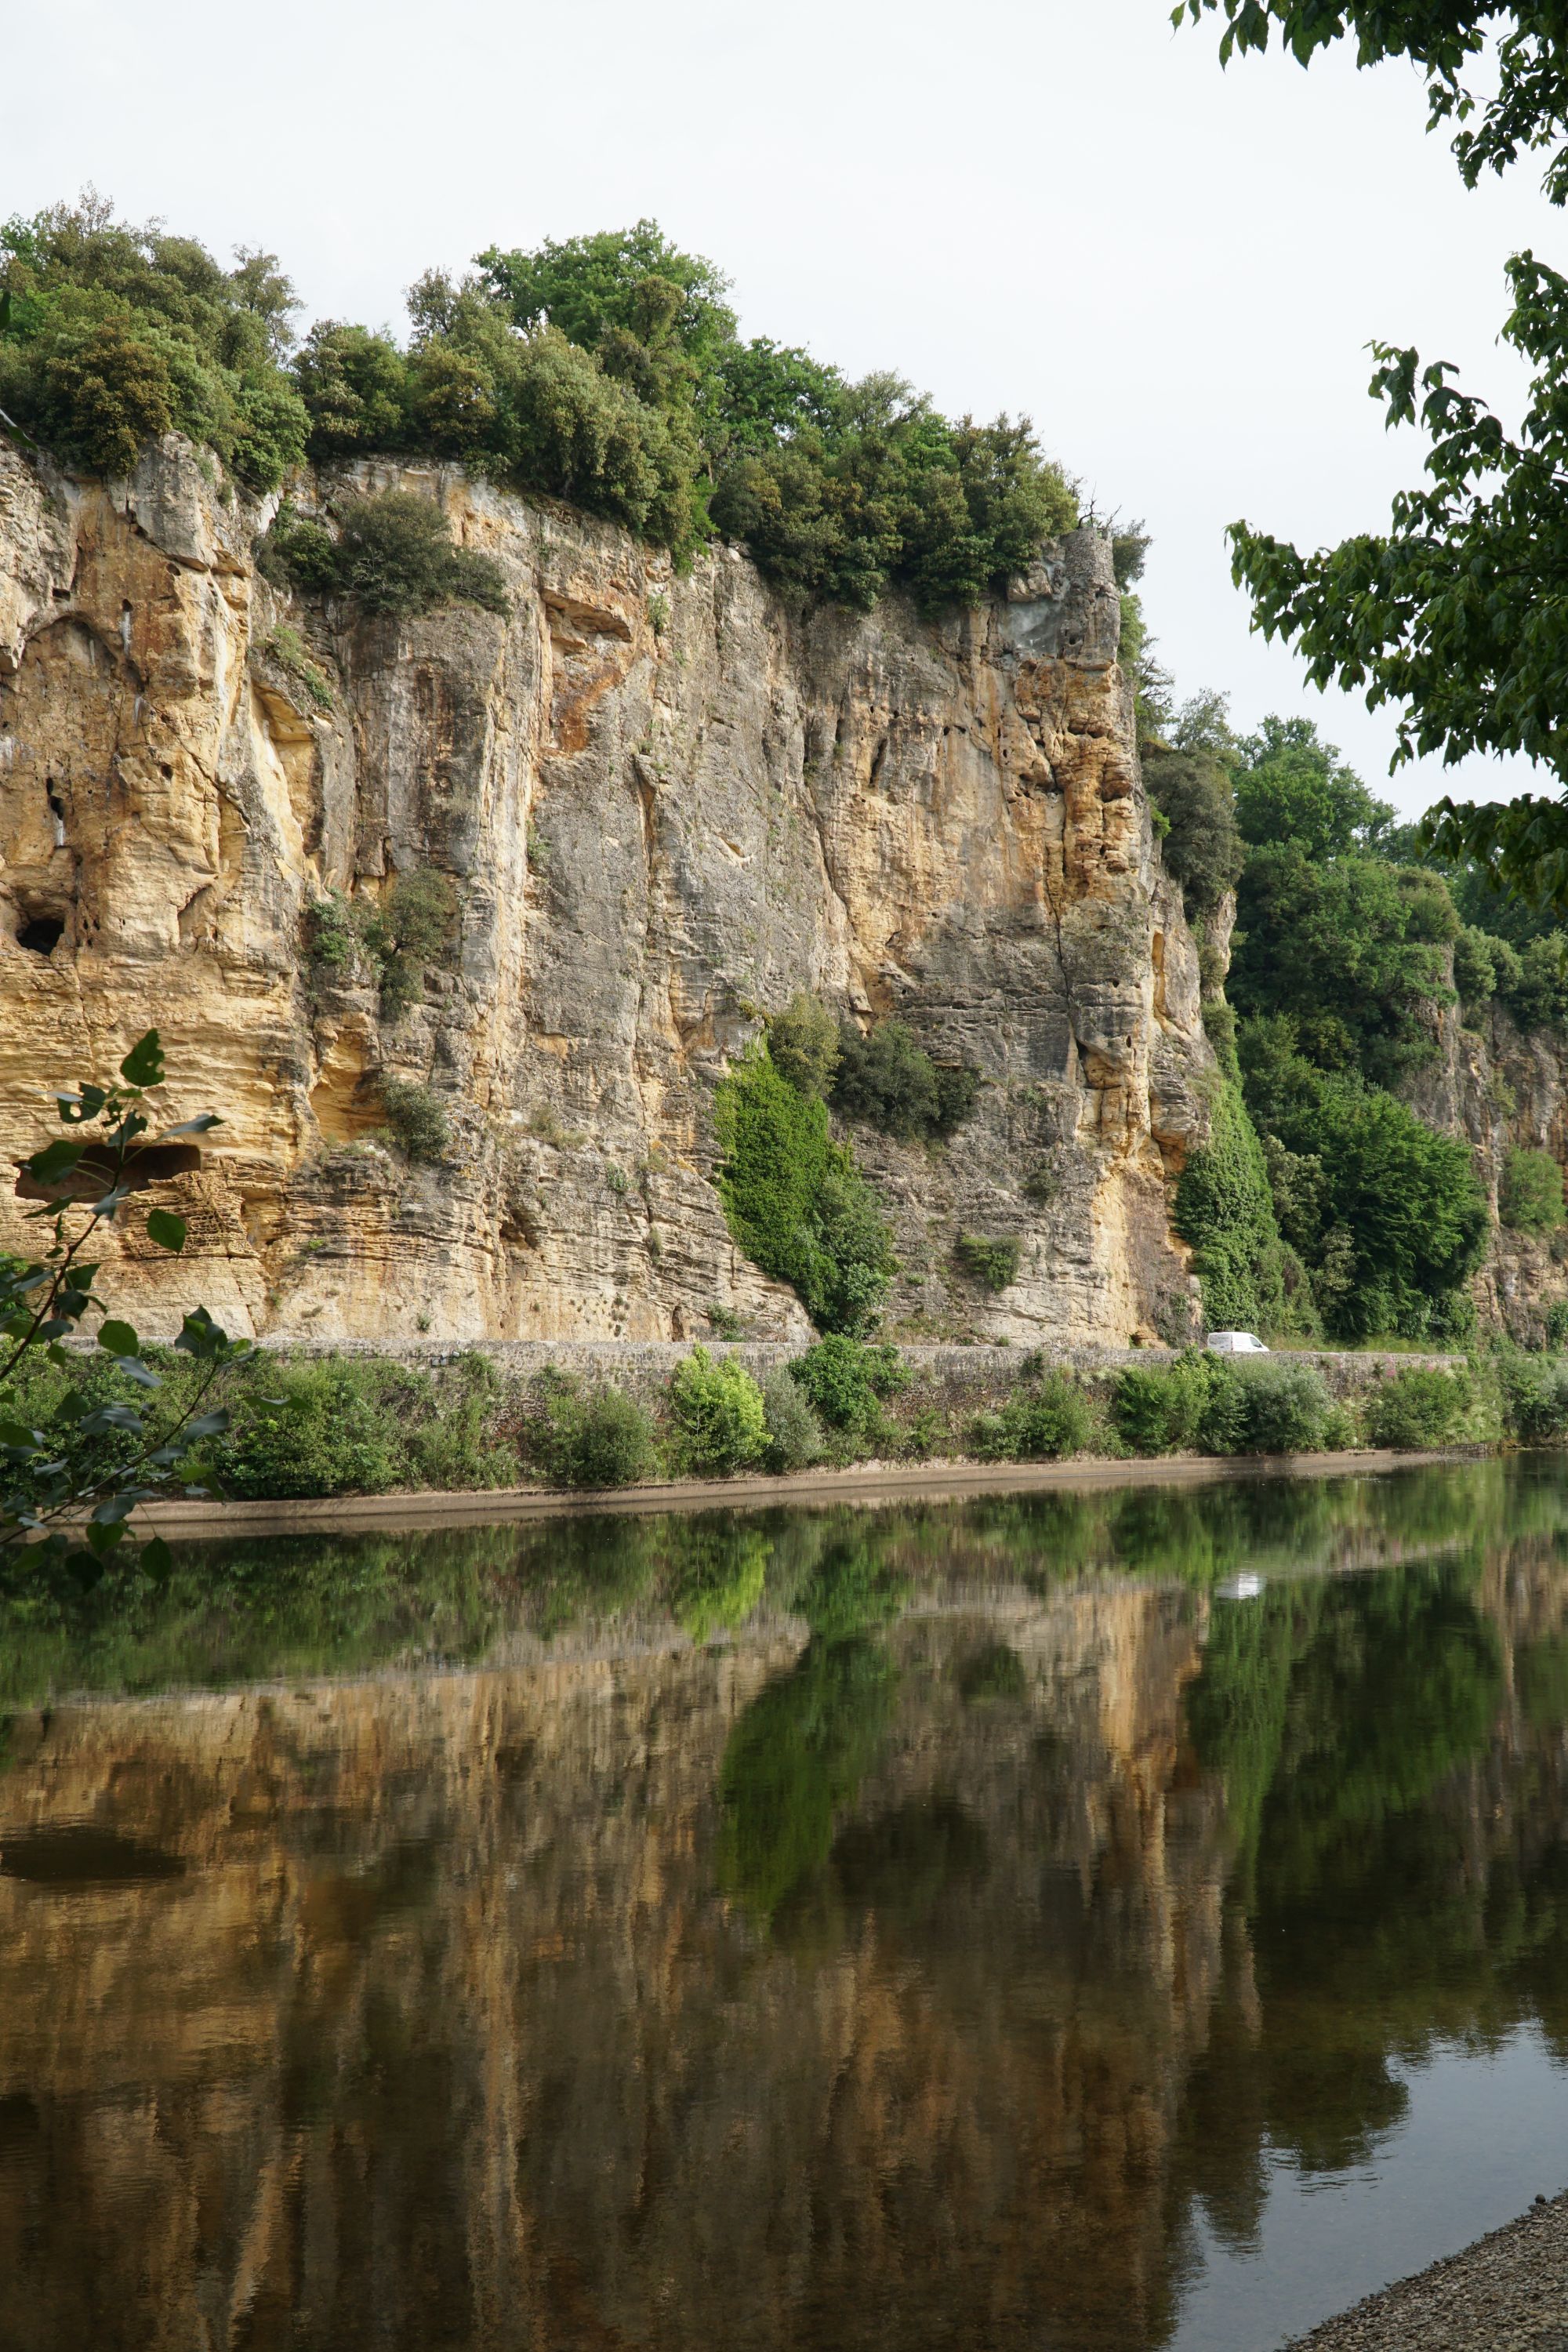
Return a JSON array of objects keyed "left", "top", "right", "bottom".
[{"left": 1283, "top": 2193, "right": 1568, "bottom": 2349}]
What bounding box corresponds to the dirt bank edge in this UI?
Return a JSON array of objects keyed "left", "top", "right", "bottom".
[{"left": 129, "top": 1444, "right": 1489, "bottom": 1541}]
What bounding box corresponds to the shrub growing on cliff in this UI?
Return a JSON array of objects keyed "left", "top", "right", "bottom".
[
  {"left": 305, "top": 869, "right": 461, "bottom": 1020},
  {"left": 260, "top": 493, "right": 508, "bottom": 620},
  {"left": 0, "top": 199, "right": 308, "bottom": 488},
  {"left": 1175, "top": 1081, "right": 1316, "bottom": 1340},
  {"left": 714, "top": 1045, "right": 895, "bottom": 1336},
  {"left": 953, "top": 1233, "right": 1021, "bottom": 1293},
  {"left": 831, "top": 1019, "right": 979, "bottom": 1143},
  {"left": 1500, "top": 1146, "right": 1566, "bottom": 1233},
  {"left": 1142, "top": 742, "right": 1244, "bottom": 924},
  {"left": 5, "top": 198, "right": 1083, "bottom": 611},
  {"left": 368, "top": 869, "right": 462, "bottom": 1019},
  {"left": 380, "top": 1080, "right": 451, "bottom": 1164},
  {"left": 668, "top": 1347, "right": 769, "bottom": 1476},
  {"left": 767, "top": 994, "right": 840, "bottom": 1099}
]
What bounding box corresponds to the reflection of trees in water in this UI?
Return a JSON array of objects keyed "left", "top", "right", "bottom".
[
  {"left": 1172, "top": 1538, "right": 1568, "bottom": 2259},
  {"left": 0, "top": 1456, "right": 1534, "bottom": 1715},
  {"left": 9, "top": 1466, "right": 1568, "bottom": 2349}
]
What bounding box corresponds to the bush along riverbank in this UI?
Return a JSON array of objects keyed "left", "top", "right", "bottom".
[{"left": 15, "top": 1336, "right": 1568, "bottom": 1515}]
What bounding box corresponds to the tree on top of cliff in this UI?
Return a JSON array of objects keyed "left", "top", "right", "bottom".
[
  {"left": 1, "top": 192, "right": 1080, "bottom": 618},
  {"left": 0, "top": 194, "right": 309, "bottom": 488}
]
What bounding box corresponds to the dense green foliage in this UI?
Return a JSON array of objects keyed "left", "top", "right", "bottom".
[
  {"left": 667, "top": 1347, "right": 769, "bottom": 1476},
  {"left": 714, "top": 1044, "right": 895, "bottom": 1335},
  {"left": 1113, "top": 1349, "right": 1338, "bottom": 1456},
  {"left": 766, "top": 993, "right": 841, "bottom": 1098},
  {"left": 760, "top": 1366, "right": 826, "bottom": 1473},
  {"left": 1174, "top": 1080, "right": 1317, "bottom": 1338},
  {"left": 525, "top": 1377, "right": 659, "bottom": 1488},
  {"left": 969, "top": 1368, "right": 1092, "bottom": 1461},
  {"left": 1365, "top": 1366, "right": 1473, "bottom": 1449},
  {"left": 260, "top": 492, "right": 508, "bottom": 621},
  {"left": 709, "top": 388, "right": 1076, "bottom": 612},
  {"left": 953, "top": 1233, "right": 1022, "bottom": 1293},
  {"left": 1228, "top": 720, "right": 1454, "bottom": 1086},
  {"left": 0, "top": 198, "right": 307, "bottom": 487},
  {"left": 379, "top": 1080, "right": 451, "bottom": 1165},
  {"left": 788, "top": 1335, "right": 909, "bottom": 1436},
  {"left": 1500, "top": 1145, "right": 1566, "bottom": 1232},
  {"left": 830, "top": 1018, "right": 980, "bottom": 1142},
  {"left": 1142, "top": 696, "right": 1246, "bottom": 924},
  {"left": 1, "top": 201, "right": 1076, "bottom": 616},
  {"left": 1240, "top": 1017, "right": 1486, "bottom": 1341},
  {"left": 1146, "top": 711, "right": 1492, "bottom": 1343}
]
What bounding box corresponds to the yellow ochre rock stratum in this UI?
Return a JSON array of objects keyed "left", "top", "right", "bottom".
[{"left": 0, "top": 433, "right": 1218, "bottom": 1345}]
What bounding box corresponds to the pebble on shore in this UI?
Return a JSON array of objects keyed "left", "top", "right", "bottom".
[{"left": 1283, "top": 2190, "right": 1568, "bottom": 2350}]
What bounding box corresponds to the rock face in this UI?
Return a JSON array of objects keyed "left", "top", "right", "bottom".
[
  {"left": 0, "top": 434, "right": 1214, "bottom": 1345},
  {"left": 0, "top": 1576, "right": 1227, "bottom": 2352},
  {"left": 1410, "top": 994, "right": 1568, "bottom": 1340}
]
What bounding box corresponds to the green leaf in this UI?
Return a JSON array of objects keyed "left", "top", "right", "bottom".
[
  {"left": 78, "top": 1403, "right": 145, "bottom": 1436},
  {"left": 160, "top": 1115, "right": 223, "bottom": 1138},
  {"left": 96, "top": 1319, "right": 140, "bottom": 1358},
  {"left": 118, "top": 1031, "right": 165, "bottom": 1089},
  {"left": 23, "top": 1138, "right": 84, "bottom": 1185},
  {"left": 89, "top": 1492, "right": 141, "bottom": 1527},
  {"left": 57, "top": 1084, "right": 108, "bottom": 1125},
  {"left": 174, "top": 1305, "right": 230, "bottom": 1359},
  {"left": 145, "top": 1208, "right": 187, "bottom": 1253},
  {"left": 139, "top": 1534, "right": 173, "bottom": 1580},
  {"left": 0, "top": 1418, "right": 41, "bottom": 1451},
  {"left": 183, "top": 1409, "right": 230, "bottom": 1440},
  {"left": 117, "top": 1359, "right": 162, "bottom": 1391}
]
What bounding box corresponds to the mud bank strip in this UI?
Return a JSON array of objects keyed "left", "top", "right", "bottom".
[
  {"left": 1281, "top": 2188, "right": 1568, "bottom": 2349},
  {"left": 131, "top": 1445, "right": 1488, "bottom": 1542}
]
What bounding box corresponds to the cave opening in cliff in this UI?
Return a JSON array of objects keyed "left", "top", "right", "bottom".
[{"left": 16, "top": 916, "right": 64, "bottom": 956}]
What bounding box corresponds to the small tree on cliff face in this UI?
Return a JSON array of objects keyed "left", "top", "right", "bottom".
[{"left": 0, "top": 1028, "right": 250, "bottom": 1585}]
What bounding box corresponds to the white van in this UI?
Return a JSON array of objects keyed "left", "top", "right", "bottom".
[{"left": 1206, "top": 1330, "right": 1270, "bottom": 1356}]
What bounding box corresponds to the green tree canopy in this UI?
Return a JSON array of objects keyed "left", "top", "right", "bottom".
[
  {"left": 1233, "top": 716, "right": 1393, "bottom": 858},
  {"left": 0, "top": 196, "right": 307, "bottom": 488}
]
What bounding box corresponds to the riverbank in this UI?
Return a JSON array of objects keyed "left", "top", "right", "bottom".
[
  {"left": 1283, "top": 2189, "right": 1568, "bottom": 2349},
  {"left": 133, "top": 1442, "right": 1483, "bottom": 1538}
]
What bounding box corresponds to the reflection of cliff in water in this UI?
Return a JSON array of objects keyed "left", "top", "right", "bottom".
[{"left": 1, "top": 1465, "right": 1568, "bottom": 2350}]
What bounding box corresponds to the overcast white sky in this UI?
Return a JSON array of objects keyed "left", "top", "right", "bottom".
[{"left": 8, "top": 0, "right": 1559, "bottom": 815}]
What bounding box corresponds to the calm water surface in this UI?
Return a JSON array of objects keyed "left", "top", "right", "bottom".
[{"left": 2, "top": 1461, "right": 1567, "bottom": 2350}]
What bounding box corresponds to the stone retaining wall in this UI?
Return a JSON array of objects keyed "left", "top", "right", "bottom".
[{"left": 256, "top": 1336, "right": 1465, "bottom": 1417}]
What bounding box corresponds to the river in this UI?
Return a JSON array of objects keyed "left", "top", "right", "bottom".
[{"left": 1, "top": 1460, "right": 1566, "bottom": 2350}]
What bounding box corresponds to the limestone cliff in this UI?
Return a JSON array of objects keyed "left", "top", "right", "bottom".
[
  {"left": 1410, "top": 989, "right": 1568, "bottom": 1340},
  {"left": 0, "top": 434, "right": 1215, "bottom": 1345}
]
